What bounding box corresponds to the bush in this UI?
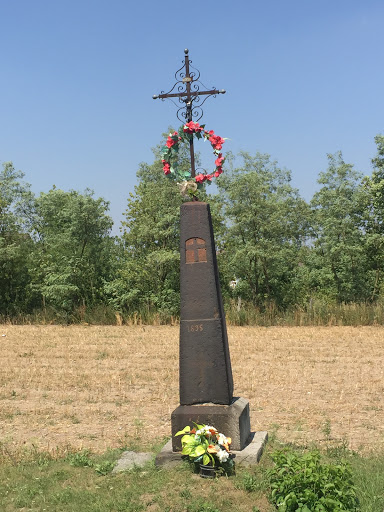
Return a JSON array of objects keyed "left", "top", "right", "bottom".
[{"left": 267, "top": 448, "right": 359, "bottom": 511}]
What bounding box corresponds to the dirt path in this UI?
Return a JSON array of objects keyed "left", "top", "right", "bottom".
[{"left": 0, "top": 325, "right": 383, "bottom": 454}]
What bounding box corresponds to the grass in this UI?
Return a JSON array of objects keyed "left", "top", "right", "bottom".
[
  {"left": 5, "top": 300, "right": 384, "bottom": 327},
  {"left": 0, "top": 445, "right": 271, "bottom": 512},
  {"left": 0, "top": 439, "right": 383, "bottom": 511}
]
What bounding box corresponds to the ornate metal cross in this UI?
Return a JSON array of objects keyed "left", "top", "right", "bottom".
[{"left": 153, "top": 49, "right": 225, "bottom": 178}]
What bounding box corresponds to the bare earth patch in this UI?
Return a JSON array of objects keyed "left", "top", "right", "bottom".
[{"left": 0, "top": 325, "right": 383, "bottom": 454}]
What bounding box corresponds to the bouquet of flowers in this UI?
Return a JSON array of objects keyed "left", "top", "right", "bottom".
[{"left": 175, "top": 422, "right": 234, "bottom": 473}]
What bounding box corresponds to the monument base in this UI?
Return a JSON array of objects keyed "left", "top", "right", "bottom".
[
  {"left": 155, "top": 431, "right": 268, "bottom": 468},
  {"left": 171, "top": 396, "right": 251, "bottom": 452}
]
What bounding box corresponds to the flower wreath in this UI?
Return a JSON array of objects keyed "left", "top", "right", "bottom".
[{"left": 161, "top": 121, "right": 226, "bottom": 196}]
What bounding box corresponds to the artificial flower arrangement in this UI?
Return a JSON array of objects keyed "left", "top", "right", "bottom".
[
  {"left": 175, "top": 422, "right": 234, "bottom": 474},
  {"left": 161, "top": 121, "right": 226, "bottom": 199}
]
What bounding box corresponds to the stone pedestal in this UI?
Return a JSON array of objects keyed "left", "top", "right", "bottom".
[{"left": 171, "top": 396, "right": 251, "bottom": 451}]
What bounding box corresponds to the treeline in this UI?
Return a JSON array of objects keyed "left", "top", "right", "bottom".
[{"left": 1, "top": 133, "right": 384, "bottom": 325}]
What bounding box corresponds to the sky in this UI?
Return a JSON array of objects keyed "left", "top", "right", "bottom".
[{"left": 1, "top": 0, "right": 383, "bottom": 233}]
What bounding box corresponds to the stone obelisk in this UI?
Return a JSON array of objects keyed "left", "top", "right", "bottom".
[
  {"left": 171, "top": 202, "right": 251, "bottom": 451},
  {"left": 179, "top": 202, "right": 233, "bottom": 405}
]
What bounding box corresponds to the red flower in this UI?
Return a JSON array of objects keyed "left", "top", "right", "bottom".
[
  {"left": 163, "top": 163, "right": 171, "bottom": 174},
  {"left": 184, "top": 121, "right": 203, "bottom": 134},
  {"left": 215, "top": 154, "right": 225, "bottom": 167},
  {"left": 166, "top": 137, "right": 177, "bottom": 149},
  {"left": 165, "top": 132, "right": 179, "bottom": 148},
  {"left": 209, "top": 134, "right": 225, "bottom": 151},
  {"left": 214, "top": 167, "right": 223, "bottom": 177},
  {"left": 195, "top": 173, "right": 205, "bottom": 183},
  {"left": 205, "top": 174, "right": 213, "bottom": 181}
]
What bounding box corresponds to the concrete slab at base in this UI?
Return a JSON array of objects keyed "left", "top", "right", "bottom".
[
  {"left": 112, "top": 451, "right": 153, "bottom": 473},
  {"left": 232, "top": 431, "right": 268, "bottom": 466},
  {"left": 172, "top": 397, "right": 250, "bottom": 451},
  {"left": 155, "top": 431, "right": 268, "bottom": 468}
]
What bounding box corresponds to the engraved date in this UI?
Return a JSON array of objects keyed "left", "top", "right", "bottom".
[{"left": 187, "top": 324, "right": 203, "bottom": 332}]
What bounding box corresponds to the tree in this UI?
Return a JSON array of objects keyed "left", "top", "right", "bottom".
[
  {"left": 107, "top": 138, "right": 184, "bottom": 317},
  {"left": 216, "top": 151, "right": 310, "bottom": 309},
  {"left": 310, "top": 152, "right": 368, "bottom": 303},
  {"left": 29, "top": 188, "right": 114, "bottom": 315},
  {"left": 0, "top": 162, "right": 35, "bottom": 316},
  {"left": 361, "top": 134, "right": 384, "bottom": 300}
]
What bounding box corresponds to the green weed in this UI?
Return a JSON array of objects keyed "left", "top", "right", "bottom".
[
  {"left": 267, "top": 448, "right": 359, "bottom": 511},
  {"left": 239, "top": 472, "right": 265, "bottom": 493},
  {"left": 94, "top": 460, "right": 116, "bottom": 475},
  {"left": 66, "top": 449, "right": 93, "bottom": 467}
]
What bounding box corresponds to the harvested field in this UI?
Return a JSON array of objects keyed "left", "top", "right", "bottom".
[{"left": 0, "top": 325, "right": 383, "bottom": 454}]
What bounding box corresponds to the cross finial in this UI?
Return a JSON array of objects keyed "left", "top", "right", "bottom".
[
  {"left": 153, "top": 50, "right": 226, "bottom": 177},
  {"left": 153, "top": 49, "right": 225, "bottom": 123}
]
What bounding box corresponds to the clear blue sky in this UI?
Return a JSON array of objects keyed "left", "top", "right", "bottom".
[{"left": 1, "top": 1, "right": 383, "bottom": 233}]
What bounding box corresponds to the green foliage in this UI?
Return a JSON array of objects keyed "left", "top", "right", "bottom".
[
  {"left": 29, "top": 187, "right": 115, "bottom": 315},
  {"left": 310, "top": 152, "right": 368, "bottom": 303},
  {"left": 66, "top": 450, "right": 93, "bottom": 467},
  {"left": 267, "top": 448, "right": 359, "bottom": 511},
  {"left": 217, "top": 151, "right": 310, "bottom": 309},
  {"left": 65, "top": 450, "right": 116, "bottom": 475},
  {"left": 0, "top": 162, "right": 35, "bottom": 315},
  {"left": 106, "top": 163, "right": 183, "bottom": 316},
  {"left": 237, "top": 471, "right": 265, "bottom": 493},
  {"left": 5, "top": 132, "right": 384, "bottom": 323},
  {"left": 361, "top": 134, "right": 384, "bottom": 301},
  {"left": 93, "top": 460, "right": 116, "bottom": 475}
]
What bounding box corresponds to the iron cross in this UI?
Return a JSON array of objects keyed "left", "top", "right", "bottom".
[{"left": 153, "top": 49, "right": 225, "bottom": 178}]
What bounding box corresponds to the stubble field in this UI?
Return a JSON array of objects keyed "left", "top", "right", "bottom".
[{"left": 0, "top": 325, "right": 383, "bottom": 456}]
